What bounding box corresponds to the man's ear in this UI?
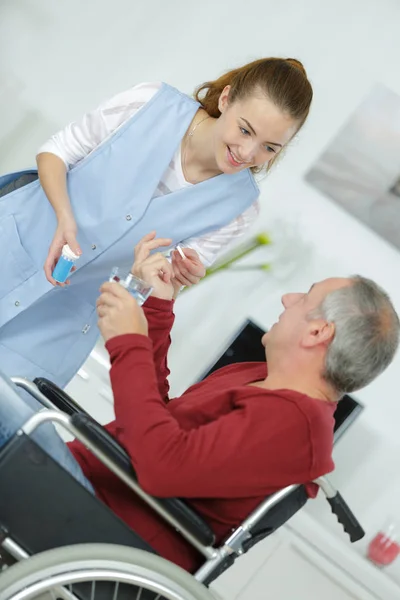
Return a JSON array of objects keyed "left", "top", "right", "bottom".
[
  {"left": 218, "top": 85, "right": 231, "bottom": 113},
  {"left": 302, "top": 319, "right": 335, "bottom": 349}
]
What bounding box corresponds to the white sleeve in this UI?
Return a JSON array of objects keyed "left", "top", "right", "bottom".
[
  {"left": 182, "top": 200, "right": 260, "bottom": 267},
  {"left": 37, "top": 82, "right": 162, "bottom": 169}
]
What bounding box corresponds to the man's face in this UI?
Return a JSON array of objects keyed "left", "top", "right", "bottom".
[{"left": 262, "top": 278, "right": 352, "bottom": 353}]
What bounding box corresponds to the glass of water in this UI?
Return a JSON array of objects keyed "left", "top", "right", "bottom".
[{"left": 109, "top": 267, "right": 153, "bottom": 306}]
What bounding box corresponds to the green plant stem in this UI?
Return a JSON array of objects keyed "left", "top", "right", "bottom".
[
  {"left": 227, "top": 264, "right": 271, "bottom": 271},
  {"left": 205, "top": 237, "right": 271, "bottom": 278},
  {"left": 180, "top": 233, "right": 272, "bottom": 292}
]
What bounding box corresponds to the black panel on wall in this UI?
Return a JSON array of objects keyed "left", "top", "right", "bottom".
[{"left": 199, "top": 320, "right": 362, "bottom": 442}]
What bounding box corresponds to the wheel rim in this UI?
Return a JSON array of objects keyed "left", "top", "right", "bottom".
[{"left": 4, "top": 563, "right": 203, "bottom": 600}]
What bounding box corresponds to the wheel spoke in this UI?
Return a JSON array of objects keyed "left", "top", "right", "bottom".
[{"left": 112, "top": 581, "right": 119, "bottom": 600}]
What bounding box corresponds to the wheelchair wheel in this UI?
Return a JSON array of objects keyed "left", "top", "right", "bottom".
[{"left": 0, "top": 543, "right": 215, "bottom": 600}]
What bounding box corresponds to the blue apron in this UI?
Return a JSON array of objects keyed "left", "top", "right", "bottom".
[{"left": 0, "top": 83, "right": 259, "bottom": 387}]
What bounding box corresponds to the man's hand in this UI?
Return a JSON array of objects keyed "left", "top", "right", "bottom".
[
  {"left": 171, "top": 247, "right": 206, "bottom": 293},
  {"left": 97, "top": 281, "right": 148, "bottom": 342},
  {"left": 131, "top": 232, "right": 175, "bottom": 300}
]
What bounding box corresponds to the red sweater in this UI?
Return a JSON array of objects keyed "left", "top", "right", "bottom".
[{"left": 68, "top": 296, "right": 336, "bottom": 573}]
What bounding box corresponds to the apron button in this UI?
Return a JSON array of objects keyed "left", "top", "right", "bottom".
[
  {"left": 92, "top": 244, "right": 97, "bottom": 250},
  {"left": 82, "top": 324, "right": 91, "bottom": 334},
  {"left": 126, "top": 214, "right": 132, "bottom": 221},
  {"left": 14, "top": 300, "right": 20, "bottom": 307}
]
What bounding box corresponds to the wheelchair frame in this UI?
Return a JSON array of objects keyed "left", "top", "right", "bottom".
[{"left": 0, "top": 376, "right": 365, "bottom": 593}]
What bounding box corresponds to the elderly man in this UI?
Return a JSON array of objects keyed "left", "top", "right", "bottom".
[{"left": 0, "top": 233, "right": 399, "bottom": 573}]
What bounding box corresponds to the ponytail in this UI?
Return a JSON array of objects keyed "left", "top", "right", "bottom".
[{"left": 194, "top": 57, "right": 312, "bottom": 128}]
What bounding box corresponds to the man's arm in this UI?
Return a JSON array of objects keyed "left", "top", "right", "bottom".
[{"left": 142, "top": 296, "right": 175, "bottom": 402}]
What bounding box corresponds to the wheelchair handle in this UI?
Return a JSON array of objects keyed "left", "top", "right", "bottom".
[
  {"left": 315, "top": 477, "right": 365, "bottom": 543},
  {"left": 327, "top": 492, "right": 365, "bottom": 542}
]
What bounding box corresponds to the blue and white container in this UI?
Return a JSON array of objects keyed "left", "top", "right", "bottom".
[{"left": 52, "top": 244, "right": 80, "bottom": 283}]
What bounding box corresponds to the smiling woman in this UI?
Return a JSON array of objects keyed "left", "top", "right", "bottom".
[{"left": 0, "top": 56, "right": 313, "bottom": 388}]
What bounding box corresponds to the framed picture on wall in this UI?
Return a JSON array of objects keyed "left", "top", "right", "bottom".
[{"left": 305, "top": 84, "right": 400, "bottom": 250}]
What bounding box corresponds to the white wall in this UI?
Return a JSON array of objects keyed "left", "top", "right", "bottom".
[{"left": 2, "top": 0, "right": 400, "bottom": 562}]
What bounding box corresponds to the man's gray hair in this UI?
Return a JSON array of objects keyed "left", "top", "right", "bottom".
[{"left": 310, "top": 276, "right": 400, "bottom": 396}]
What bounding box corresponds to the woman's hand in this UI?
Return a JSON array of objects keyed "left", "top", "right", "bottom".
[
  {"left": 171, "top": 247, "right": 206, "bottom": 293},
  {"left": 131, "top": 232, "right": 175, "bottom": 300},
  {"left": 44, "top": 217, "right": 82, "bottom": 286},
  {"left": 97, "top": 281, "right": 148, "bottom": 342}
]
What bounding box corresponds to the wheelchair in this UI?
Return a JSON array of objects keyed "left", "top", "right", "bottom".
[{"left": 0, "top": 373, "right": 365, "bottom": 600}]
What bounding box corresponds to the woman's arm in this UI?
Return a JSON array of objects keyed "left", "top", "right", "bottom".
[
  {"left": 36, "top": 153, "right": 72, "bottom": 222},
  {"left": 182, "top": 200, "right": 260, "bottom": 267},
  {"left": 169, "top": 201, "right": 259, "bottom": 289},
  {"left": 37, "top": 152, "right": 81, "bottom": 284},
  {"left": 36, "top": 82, "right": 161, "bottom": 284}
]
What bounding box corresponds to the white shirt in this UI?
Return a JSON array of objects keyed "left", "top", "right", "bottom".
[{"left": 38, "top": 82, "right": 259, "bottom": 267}]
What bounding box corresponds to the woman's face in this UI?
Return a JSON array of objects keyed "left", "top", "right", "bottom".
[{"left": 213, "top": 86, "right": 299, "bottom": 173}]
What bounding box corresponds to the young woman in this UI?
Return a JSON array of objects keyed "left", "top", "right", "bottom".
[{"left": 0, "top": 57, "right": 313, "bottom": 387}]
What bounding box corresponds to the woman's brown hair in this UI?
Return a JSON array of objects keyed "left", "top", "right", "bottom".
[{"left": 194, "top": 58, "right": 313, "bottom": 172}]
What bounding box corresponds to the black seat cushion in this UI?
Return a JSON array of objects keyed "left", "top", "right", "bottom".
[{"left": 34, "top": 377, "right": 216, "bottom": 546}]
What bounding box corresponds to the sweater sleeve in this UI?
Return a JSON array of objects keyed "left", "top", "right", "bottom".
[
  {"left": 104, "top": 336, "right": 316, "bottom": 498},
  {"left": 105, "top": 295, "right": 174, "bottom": 404},
  {"left": 37, "top": 82, "right": 161, "bottom": 168},
  {"left": 182, "top": 200, "right": 260, "bottom": 267},
  {"left": 142, "top": 295, "right": 175, "bottom": 402}
]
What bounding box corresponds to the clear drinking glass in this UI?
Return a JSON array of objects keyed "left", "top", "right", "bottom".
[{"left": 109, "top": 267, "right": 153, "bottom": 306}]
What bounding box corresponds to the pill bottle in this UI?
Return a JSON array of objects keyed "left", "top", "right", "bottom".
[{"left": 52, "top": 244, "right": 80, "bottom": 283}]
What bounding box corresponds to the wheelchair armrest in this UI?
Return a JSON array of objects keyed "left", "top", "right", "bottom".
[
  {"left": 34, "top": 377, "right": 91, "bottom": 418},
  {"left": 71, "top": 413, "right": 136, "bottom": 474},
  {"left": 70, "top": 413, "right": 216, "bottom": 547}
]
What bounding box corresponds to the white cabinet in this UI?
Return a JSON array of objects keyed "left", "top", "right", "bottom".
[
  {"left": 211, "top": 513, "right": 400, "bottom": 600},
  {"left": 235, "top": 528, "right": 376, "bottom": 600}
]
